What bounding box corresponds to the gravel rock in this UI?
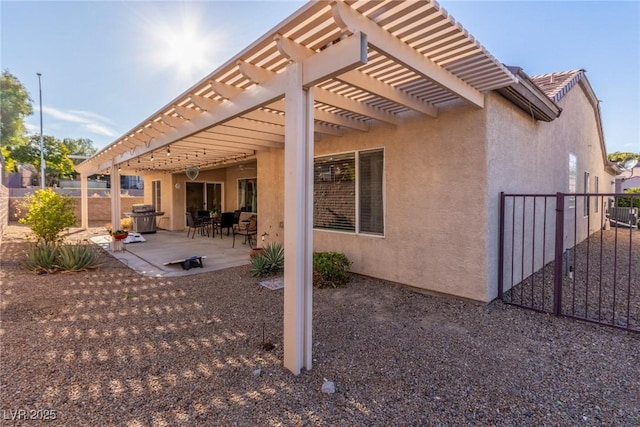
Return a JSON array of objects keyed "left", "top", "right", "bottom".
[
  {"left": 321, "top": 379, "right": 336, "bottom": 394},
  {"left": 1, "top": 224, "right": 638, "bottom": 426}
]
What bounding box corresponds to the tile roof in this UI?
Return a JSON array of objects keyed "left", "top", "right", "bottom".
[{"left": 530, "top": 70, "right": 585, "bottom": 103}]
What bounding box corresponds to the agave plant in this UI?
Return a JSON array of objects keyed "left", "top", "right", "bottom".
[
  {"left": 250, "top": 242, "right": 284, "bottom": 277},
  {"left": 261, "top": 242, "right": 284, "bottom": 271},
  {"left": 56, "top": 243, "right": 104, "bottom": 271},
  {"left": 23, "top": 241, "right": 59, "bottom": 273}
]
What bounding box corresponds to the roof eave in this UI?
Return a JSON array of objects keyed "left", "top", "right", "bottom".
[{"left": 496, "top": 66, "right": 561, "bottom": 122}]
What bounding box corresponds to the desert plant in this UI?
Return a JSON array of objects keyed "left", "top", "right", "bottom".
[
  {"left": 56, "top": 243, "right": 105, "bottom": 271},
  {"left": 313, "top": 251, "right": 352, "bottom": 288},
  {"left": 617, "top": 187, "right": 640, "bottom": 209},
  {"left": 23, "top": 241, "right": 59, "bottom": 273},
  {"left": 250, "top": 253, "right": 270, "bottom": 277},
  {"left": 19, "top": 188, "right": 77, "bottom": 244},
  {"left": 251, "top": 242, "right": 284, "bottom": 277},
  {"left": 120, "top": 217, "right": 133, "bottom": 231}
]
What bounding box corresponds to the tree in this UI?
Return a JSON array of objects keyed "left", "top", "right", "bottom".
[
  {"left": 62, "top": 137, "right": 97, "bottom": 157},
  {"left": 12, "top": 135, "right": 75, "bottom": 186},
  {"left": 1, "top": 70, "right": 33, "bottom": 171},
  {"left": 608, "top": 152, "right": 640, "bottom": 163}
]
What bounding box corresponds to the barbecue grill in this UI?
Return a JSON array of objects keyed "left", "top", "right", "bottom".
[{"left": 126, "top": 205, "right": 164, "bottom": 234}]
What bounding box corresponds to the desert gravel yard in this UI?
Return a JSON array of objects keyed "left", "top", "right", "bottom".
[{"left": 1, "top": 225, "right": 638, "bottom": 426}]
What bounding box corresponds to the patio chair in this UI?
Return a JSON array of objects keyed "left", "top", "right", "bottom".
[
  {"left": 185, "top": 212, "right": 208, "bottom": 238},
  {"left": 233, "top": 209, "right": 242, "bottom": 230},
  {"left": 197, "top": 210, "right": 215, "bottom": 235},
  {"left": 219, "top": 212, "right": 235, "bottom": 237},
  {"left": 233, "top": 215, "right": 257, "bottom": 248}
]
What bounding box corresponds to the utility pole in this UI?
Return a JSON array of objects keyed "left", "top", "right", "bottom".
[{"left": 37, "top": 72, "right": 45, "bottom": 188}]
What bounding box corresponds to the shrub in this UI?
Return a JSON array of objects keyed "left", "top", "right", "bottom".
[
  {"left": 617, "top": 187, "right": 640, "bottom": 209},
  {"left": 251, "top": 242, "right": 284, "bottom": 277},
  {"left": 56, "top": 243, "right": 104, "bottom": 271},
  {"left": 120, "top": 217, "right": 133, "bottom": 231},
  {"left": 313, "top": 252, "right": 351, "bottom": 288},
  {"left": 19, "top": 188, "right": 77, "bottom": 244},
  {"left": 23, "top": 241, "right": 59, "bottom": 273}
]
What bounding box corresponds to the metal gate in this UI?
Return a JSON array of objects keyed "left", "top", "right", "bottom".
[{"left": 499, "top": 192, "right": 639, "bottom": 333}]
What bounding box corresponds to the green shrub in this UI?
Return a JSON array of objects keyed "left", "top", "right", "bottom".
[
  {"left": 251, "top": 242, "right": 284, "bottom": 277},
  {"left": 56, "top": 243, "right": 104, "bottom": 271},
  {"left": 19, "top": 188, "right": 77, "bottom": 244},
  {"left": 23, "top": 241, "right": 59, "bottom": 273},
  {"left": 313, "top": 252, "right": 351, "bottom": 288},
  {"left": 617, "top": 187, "right": 640, "bottom": 208}
]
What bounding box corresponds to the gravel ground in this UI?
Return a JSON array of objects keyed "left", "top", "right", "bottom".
[{"left": 1, "top": 224, "right": 639, "bottom": 426}]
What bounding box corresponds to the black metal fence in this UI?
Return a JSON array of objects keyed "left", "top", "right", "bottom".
[{"left": 499, "top": 192, "right": 639, "bottom": 333}]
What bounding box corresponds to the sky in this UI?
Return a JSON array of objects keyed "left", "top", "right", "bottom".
[{"left": 1, "top": 0, "right": 639, "bottom": 155}]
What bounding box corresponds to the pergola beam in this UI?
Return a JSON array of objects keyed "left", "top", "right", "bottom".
[{"left": 331, "top": 0, "right": 485, "bottom": 108}]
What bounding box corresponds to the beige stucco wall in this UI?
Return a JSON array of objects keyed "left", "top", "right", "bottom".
[
  {"left": 9, "top": 195, "right": 143, "bottom": 224},
  {"left": 315, "top": 102, "right": 489, "bottom": 300},
  {"left": 256, "top": 149, "right": 285, "bottom": 245},
  {"left": 135, "top": 82, "right": 612, "bottom": 303},
  {"left": 485, "top": 86, "right": 614, "bottom": 300},
  {"left": 257, "top": 100, "right": 491, "bottom": 301},
  {"left": 142, "top": 164, "right": 257, "bottom": 231}
]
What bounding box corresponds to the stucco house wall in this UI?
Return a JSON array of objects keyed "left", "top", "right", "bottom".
[
  {"left": 145, "top": 166, "right": 259, "bottom": 231},
  {"left": 137, "top": 76, "right": 613, "bottom": 303},
  {"left": 485, "top": 83, "right": 614, "bottom": 300},
  {"left": 255, "top": 99, "right": 490, "bottom": 301}
]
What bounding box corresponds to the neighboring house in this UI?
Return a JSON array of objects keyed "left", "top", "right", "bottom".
[
  {"left": 76, "top": 1, "right": 616, "bottom": 373},
  {"left": 616, "top": 165, "right": 640, "bottom": 192}
]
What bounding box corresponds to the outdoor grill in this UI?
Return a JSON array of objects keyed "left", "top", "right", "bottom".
[{"left": 126, "top": 205, "right": 164, "bottom": 234}]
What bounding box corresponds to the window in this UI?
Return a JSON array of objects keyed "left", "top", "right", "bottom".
[
  {"left": 238, "top": 178, "right": 257, "bottom": 212},
  {"left": 359, "top": 150, "right": 384, "bottom": 234},
  {"left": 568, "top": 153, "right": 577, "bottom": 208},
  {"left": 152, "top": 180, "right": 161, "bottom": 212},
  {"left": 584, "top": 171, "right": 590, "bottom": 216},
  {"left": 314, "top": 149, "right": 384, "bottom": 235},
  {"left": 594, "top": 176, "right": 599, "bottom": 213}
]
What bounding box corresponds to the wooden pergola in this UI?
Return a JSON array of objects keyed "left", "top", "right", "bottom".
[{"left": 76, "top": 0, "right": 517, "bottom": 374}]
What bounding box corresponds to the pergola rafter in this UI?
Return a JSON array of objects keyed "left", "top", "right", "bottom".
[{"left": 78, "top": 0, "right": 515, "bottom": 178}]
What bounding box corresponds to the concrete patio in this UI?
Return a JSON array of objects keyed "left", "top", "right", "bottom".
[{"left": 90, "top": 228, "right": 254, "bottom": 277}]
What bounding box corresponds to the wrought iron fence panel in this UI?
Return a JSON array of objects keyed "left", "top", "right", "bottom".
[{"left": 499, "top": 192, "right": 638, "bottom": 333}]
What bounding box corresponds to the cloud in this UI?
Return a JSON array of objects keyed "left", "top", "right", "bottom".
[
  {"left": 85, "top": 123, "right": 119, "bottom": 137},
  {"left": 41, "top": 106, "right": 119, "bottom": 138}
]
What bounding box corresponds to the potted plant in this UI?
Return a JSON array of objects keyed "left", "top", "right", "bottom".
[{"left": 112, "top": 230, "right": 129, "bottom": 240}]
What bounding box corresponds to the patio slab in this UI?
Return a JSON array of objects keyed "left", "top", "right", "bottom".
[{"left": 91, "top": 229, "right": 252, "bottom": 277}]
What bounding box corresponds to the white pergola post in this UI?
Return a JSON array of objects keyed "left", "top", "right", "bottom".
[
  {"left": 283, "top": 62, "right": 315, "bottom": 374},
  {"left": 109, "top": 161, "right": 122, "bottom": 251},
  {"left": 80, "top": 174, "right": 89, "bottom": 229}
]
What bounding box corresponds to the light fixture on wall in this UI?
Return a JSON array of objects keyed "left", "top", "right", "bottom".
[
  {"left": 150, "top": 153, "right": 155, "bottom": 162},
  {"left": 167, "top": 146, "right": 171, "bottom": 156}
]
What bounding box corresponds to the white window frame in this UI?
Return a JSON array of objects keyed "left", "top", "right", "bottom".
[
  {"left": 237, "top": 177, "right": 257, "bottom": 213},
  {"left": 568, "top": 153, "right": 577, "bottom": 209},
  {"left": 152, "top": 180, "right": 161, "bottom": 212},
  {"left": 583, "top": 171, "right": 590, "bottom": 217},
  {"left": 313, "top": 148, "right": 385, "bottom": 236},
  {"left": 594, "top": 176, "right": 599, "bottom": 213}
]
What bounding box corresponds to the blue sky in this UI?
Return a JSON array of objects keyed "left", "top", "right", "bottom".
[{"left": 2, "top": 1, "right": 638, "bottom": 154}]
